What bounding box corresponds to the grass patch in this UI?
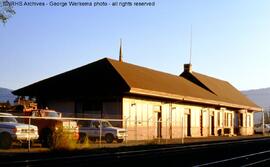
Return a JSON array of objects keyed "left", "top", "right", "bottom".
[{"left": 50, "top": 130, "right": 92, "bottom": 151}]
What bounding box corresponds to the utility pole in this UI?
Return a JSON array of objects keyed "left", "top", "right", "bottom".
[{"left": 262, "top": 108, "right": 265, "bottom": 135}]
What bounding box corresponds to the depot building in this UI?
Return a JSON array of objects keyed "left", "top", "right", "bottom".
[{"left": 13, "top": 57, "right": 261, "bottom": 140}]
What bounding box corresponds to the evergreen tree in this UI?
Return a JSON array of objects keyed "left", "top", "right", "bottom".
[{"left": 0, "top": 0, "right": 15, "bottom": 23}]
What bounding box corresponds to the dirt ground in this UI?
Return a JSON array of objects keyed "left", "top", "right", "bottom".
[{"left": 0, "top": 134, "right": 268, "bottom": 154}]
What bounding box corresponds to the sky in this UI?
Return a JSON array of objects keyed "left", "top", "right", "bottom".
[{"left": 1, "top": 0, "right": 270, "bottom": 91}]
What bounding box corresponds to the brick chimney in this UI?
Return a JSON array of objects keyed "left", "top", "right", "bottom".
[{"left": 184, "top": 64, "right": 192, "bottom": 73}]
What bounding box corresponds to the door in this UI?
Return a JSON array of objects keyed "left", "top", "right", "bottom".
[
  {"left": 157, "top": 112, "right": 162, "bottom": 138},
  {"left": 89, "top": 120, "right": 100, "bottom": 137},
  {"left": 185, "top": 114, "right": 191, "bottom": 137},
  {"left": 211, "top": 115, "right": 215, "bottom": 135},
  {"left": 200, "top": 112, "right": 203, "bottom": 136}
]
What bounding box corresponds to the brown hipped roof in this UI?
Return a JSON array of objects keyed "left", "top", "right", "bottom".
[
  {"left": 181, "top": 71, "right": 260, "bottom": 111},
  {"left": 109, "top": 59, "right": 221, "bottom": 101},
  {"left": 12, "top": 58, "right": 130, "bottom": 97},
  {"left": 13, "top": 58, "right": 261, "bottom": 111}
]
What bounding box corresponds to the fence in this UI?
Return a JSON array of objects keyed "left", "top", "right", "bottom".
[{"left": 0, "top": 114, "right": 240, "bottom": 151}]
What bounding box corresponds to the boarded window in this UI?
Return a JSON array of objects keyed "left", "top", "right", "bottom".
[
  {"left": 82, "top": 100, "right": 102, "bottom": 116},
  {"left": 224, "top": 113, "right": 227, "bottom": 127},
  {"left": 247, "top": 115, "right": 251, "bottom": 127},
  {"left": 217, "top": 112, "right": 221, "bottom": 127},
  {"left": 239, "top": 113, "right": 243, "bottom": 127}
]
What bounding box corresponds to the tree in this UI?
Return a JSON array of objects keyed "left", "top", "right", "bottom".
[
  {"left": 264, "top": 111, "right": 270, "bottom": 124},
  {"left": 0, "top": 0, "right": 15, "bottom": 23},
  {"left": 5, "top": 100, "right": 10, "bottom": 106}
]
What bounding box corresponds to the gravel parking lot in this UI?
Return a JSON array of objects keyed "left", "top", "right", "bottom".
[{"left": 0, "top": 134, "right": 268, "bottom": 154}]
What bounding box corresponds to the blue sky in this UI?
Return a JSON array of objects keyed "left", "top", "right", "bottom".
[{"left": 1, "top": 0, "right": 270, "bottom": 90}]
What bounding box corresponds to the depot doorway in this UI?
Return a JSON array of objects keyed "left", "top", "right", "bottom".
[{"left": 185, "top": 114, "right": 191, "bottom": 137}]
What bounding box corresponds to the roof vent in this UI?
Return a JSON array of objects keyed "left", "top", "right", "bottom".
[{"left": 184, "top": 64, "right": 192, "bottom": 73}]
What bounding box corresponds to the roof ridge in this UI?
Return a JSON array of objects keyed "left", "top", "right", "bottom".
[
  {"left": 105, "top": 58, "right": 133, "bottom": 89},
  {"left": 180, "top": 71, "right": 217, "bottom": 95},
  {"left": 190, "top": 71, "right": 260, "bottom": 109},
  {"left": 192, "top": 71, "right": 229, "bottom": 83},
  {"left": 106, "top": 58, "right": 184, "bottom": 79}
]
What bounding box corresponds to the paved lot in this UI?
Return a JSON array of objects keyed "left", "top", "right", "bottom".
[
  {"left": 0, "top": 134, "right": 268, "bottom": 153},
  {"left": 1, "top": 135, "right": 270, "bottom": 166}
]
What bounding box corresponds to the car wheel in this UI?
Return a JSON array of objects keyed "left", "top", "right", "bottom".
[
  {"left": 89, "top": 137, "right": 96, "bottom": 143},
  {"left": 105, "top": 134, "right": 114, "bottom": 143},
  {"left": 0, "top": 133, "right": 12, "bottom": 149},
  {"left": 41, "top": 129, "right": 53, "bottom": 148},
  {"left": 21, "top": 141, "right": 33, "bottom": 148},
  {"left": 117, "top": 139, "right": 124, "bottom": 143},
  {"left": 79, "top": 133, "right": 87, "bottom": 144}
]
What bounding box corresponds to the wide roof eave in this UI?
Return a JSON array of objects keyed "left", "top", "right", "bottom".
[{"left": 129, "top": 88, "right": 262, "bottom": 112}]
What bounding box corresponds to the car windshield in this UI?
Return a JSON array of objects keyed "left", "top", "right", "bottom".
[
  {"left": 91, "top": 120, "right": 113, "bottom": 128},
  {"left": 254, "top": 124, "right": 261, "bottom": 128},
  {"left": 0, "top": 116, "right": 18, "bottom": 123},
  {"left": 43, "top": 111, "right": 60, "bottom": 118},
  {"left": 265, "top": 124, "right": 270, "bottom": 128},
  {"left": 102, "top": 121, "right": 112, "bottom": 128}
]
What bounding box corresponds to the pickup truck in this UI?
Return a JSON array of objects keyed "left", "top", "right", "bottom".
[
  {"left": 78, "top": 119, "right": 127, "bottom": 143},
  {"left": 24, "top": 109, "right": 79, "bottom": 147},
  {"left": 0, "top": 112, "right": 39, "bottom": 149},
  {"left": 254, "top": 123, "right": 270, "bottom": 134}
]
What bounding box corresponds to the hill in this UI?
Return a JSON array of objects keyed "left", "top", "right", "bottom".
[
  {"left": 242, "top": 87, "right": 270, "bottom": 124},
  {"left": 0, "top": 87, "right": 17, "bottom": 104},
  {"left": 242, "top": 88, "right": 270, "bottom": 109}
]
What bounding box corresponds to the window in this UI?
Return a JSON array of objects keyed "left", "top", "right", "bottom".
[
  {"left": 231, "top": 113, "right": 233, "bottom": 127},
  {"left": 229, "top": 113, "right": 232, "bottom": 127},
  {"left": 0, "top": 116, "right": 17, "bottom": 123},
  {"left": 83, "top": 101, "right": 102, "bottom": 111},
  {"left": 247, "top": 115, "right": 251, "bottom": 127},
  {"left": 217, "top": 112, "right": 221, "bottom": 127},
  {"left": 102, "top": 121, "right": 112, "bottom": 128},
  {"left": 224, "top": 112, "right": 232, "bottom": 127},
  {"left": 224, "top": 113, "right": 228, "bottom": 127},
  {"left": 42, "top": 111, "right": 60, "bottom": 118},
  {"left": 239, "top": 113, "right": 243, "bottom": 127},
  {"left": 249, "top": 115, "right": 251, "bottom": 127},
  {"left": 82, "top": 100, "right": 102, "bottom": 115},
  {"left": 91, "top": 121, "right": 100, "bottom": 128},
  {"left": 78, "top": 120, "right": 90, "bottom": 127}
]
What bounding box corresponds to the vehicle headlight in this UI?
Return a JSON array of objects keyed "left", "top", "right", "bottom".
[{"left": 118, "top": 130, "right": 126, "bottom": 135}]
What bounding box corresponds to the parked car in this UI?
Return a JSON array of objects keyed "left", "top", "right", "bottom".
[
  {"left": 254, "top": 123, "right": 270, "bottom": 134},
  {"left": 24, "top": 109, "right": 79, "bottom": 147},
  {"left": 78, "top": 120, "right": 127, "bottom": 143},
  {"left": 0, "top": 112, "right": 39, "bottom": 149}
]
